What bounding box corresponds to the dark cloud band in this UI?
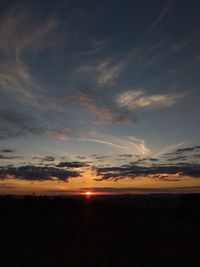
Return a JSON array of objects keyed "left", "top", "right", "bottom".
[
  {"left": 96, "top": 163, "right": 200, "bottom": 180},
  {"left": 0, "top": 165, "right": 80, "bottom": 182}
]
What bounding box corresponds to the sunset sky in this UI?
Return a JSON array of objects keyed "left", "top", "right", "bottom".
[{"left": 0, "top": 0, "right": 200, "bottom": 195}]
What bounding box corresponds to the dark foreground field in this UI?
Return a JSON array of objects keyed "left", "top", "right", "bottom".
[{"left": 0, "top": 194, "right": 200, "bottom": 267}]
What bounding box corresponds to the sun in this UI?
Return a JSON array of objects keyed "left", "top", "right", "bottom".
[
  {"left": 83, "top": 191, "right": 94, "bottom": 198},
  {"left": 85, "top": 191, "right": 92, "bottom": 196}
]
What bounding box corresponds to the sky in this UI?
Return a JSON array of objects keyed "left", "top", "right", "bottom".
[{"left": 0, "top": 0, "right": 200, "bottom": 195}]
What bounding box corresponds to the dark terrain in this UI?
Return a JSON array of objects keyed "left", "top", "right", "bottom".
[{"left": 0, "top": 194, "right": 200, "bottom": 267}]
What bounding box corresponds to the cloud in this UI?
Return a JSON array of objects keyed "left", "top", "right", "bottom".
[
  {"left": 0, "top": 109, "right": 72, "bottom": 141},
  {"left": 153, "top": 142, "right": 184, "bottom": 158},
  {"left": 42, "top": 156, "right": 55, "bottom": 162},
  {"left": 146, "top": 0, "right": 175, "bottom": 37},
  {"left": 166, "top": 156, "right": 187, "bottom": 161},
  {"left": 93, "top": 145, "right": 200, "bottom": 180},
  {"left": 0, "top": 165, "right": 80, "bottom": 182},
  {"left": 97, "top": 57, "right": 127, "bottom": 86},
  {"left": 76, "top": 156, "right": 86, "bottom": 160},
  {"left": 176, "top": 146, "right": 200, "bottom": 154},
  {"left": 0, "top": 6, "right": 59, "bottom": 111},
  {"left": 33, "top": 156, "right": 55, "bottom": 162},
  {"left": 163, "top": 146, "right": 200, "bottom": 158},
  {"left": 66, "top": 89, "right": 136, "bottom": 124},
  {"left": 47, "top": 128, "right": 70, "bottom": 141},
  {"left": 79, "top": 133, "right": 150, "bottom": 156},
  {"left": 76, "top": 56, "right": 129, "bottom": 88},
  {"left": 0, "top": 60, "right": 43, "bottom": 106},
  {"left": 119, "top": 154, "right": 133, "bottom": 158},
  {"left": 0, "top": 149, "right": 16, "bottom": 153},
  {"left": 135, "top": 158, "right": 159, "bottom": 164},
  {"left": 0, "top": 60, "right": 60, "bottom": 110},
  {"left": 93, "top": 0, "right": 172, "bottom": 87},
  {"left": 0, "top": 184, "right": 17, "bottom": 189},
  {"left": 81, "top": 139, "right": 127, "bottom": 151},
  {"left": 170, "top": 41, "right": 191, "bottom": 52},
  {"left": 82, "top": 38, "right": 108, "bottom": 55},
  {"left": 89, "top": 1, "right": 175, "bottom": 87},
  {"left": 0, "top": 154, "right": 21, "bottom": 160},
  {"left": 94, "top": 155, "right": 110, "bottom": 161},
  {"left": 95, "top": 162, "right": 200, "bottom": 181},
  {"left": 56, "top": 161, "right": 89, "bottom": 168},
  {"left": 0, "top": 6, "right": 58, "bottom": 58},
  {"left": 116, "top": 89, "right": 183, "bottom": 110},
  {"left": 0, "top": 109, "right": 45, "bottom": 139}
]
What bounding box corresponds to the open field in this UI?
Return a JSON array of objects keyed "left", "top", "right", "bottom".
[{"left": 0, "top": 194, "right": 200, "bottom": 267}]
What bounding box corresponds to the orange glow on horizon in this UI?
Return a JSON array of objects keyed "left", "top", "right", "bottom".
[
  {"left": 1, "top": 171, "right": 200, "bottom": 195},
  {"left": 83, "top": 191, "right": 94, "bottom": 198},
  {"left": 85, "top": 191, "right": 92, "bottom": 196}
]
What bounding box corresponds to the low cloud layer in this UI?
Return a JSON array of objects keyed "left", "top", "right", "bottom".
[
  {"left": 0, "top": 165, "right": 80, "bottom": 182},
  {"left": 0, "top": 154, "right": 21, "bottom": 160},
  {"left": 0, "top": 149, "right": 16, "bottom": 153},
  {"left": 56, "top": 161, "right": 89, "bottom": 168},
  {"left": 96, "top": 163, "right": 200, "bottom": 181},
  {"left": 95, "top": 145, "right": 200, "bottom": 181},
  {"left": 0, "top": 145, "right": 200, "bottom": 191}
]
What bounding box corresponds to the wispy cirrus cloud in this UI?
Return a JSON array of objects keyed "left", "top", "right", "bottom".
[
  {"left": 87, "top": 1, "right": 176, "bottom": 87},
  {"left": 76, "top": 56, "right": 128, "bottom": 87},
  {"left": 146, "top": 0, "right": 175, "bottom": 37},
  {"left": 153, "top": 142, "right": 184, "bottom": 158},
  {"left": 0, "top": 60, "right": 43, "bottom": 106},
  {"left": 65, "top": 89, "right": 136, "bottom": 124},
  {"left": 170, "top": 40, "right": 192, "bottom": 52},
  {"left": 0, "top": 109, "right": 71, "bottom": 141},
  {"left": 79, "top": 132, "right": 150, "bottom": 156},
  {"left": 116, "top": 89, "right": 183, "bottom": 110},
  {"left": 0, "top": 109, "right": 45, "bottom": 139},
  {"left": 82, "top": 38, "right": 109, "bottom": 55},
  {"left": 0, "top": 58, "right": 62, "bottom": 111},
  {"left": 0, "top": 6, "right": 58, "bottom": 59},
  {"left": 0, "top": 6, "right": 59, "bottom": 110},
  {"left": 96, "top": 57, "right": 127, "bottom": 86},
  {"left": 47, "top": 128, "right": 70, "bottom": 141}
]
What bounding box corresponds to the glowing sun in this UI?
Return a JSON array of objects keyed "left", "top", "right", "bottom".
[{"left": 85, "top": 191, "right": 92, "bottom": 196}]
